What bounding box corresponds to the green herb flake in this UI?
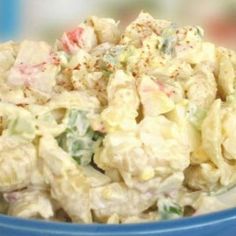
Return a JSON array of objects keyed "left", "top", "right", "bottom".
[{"left": 158, "top": 197, "right": 183, "bottom": 220}]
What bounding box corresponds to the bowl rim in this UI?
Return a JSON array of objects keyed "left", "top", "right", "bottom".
[{"left": 1, "top": 207, "right": 236, "bottom": 235}]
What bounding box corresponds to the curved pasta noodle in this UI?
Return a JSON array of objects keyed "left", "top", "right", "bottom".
[
  {"left": 201, "top": 100, "right": 222, "bottom": 167},
  {"left": 5, "top": 188, "right": 55, "bottom": 219},
  {"left": 90, "top": 182, "right": 157, "bottom": 221},
  {"left": 185, "top": 100, "right": 236, "bottom": 191},
  {"left": 0, "top": 136, "right": 36, "bottom": 192},
  {"left": 50, "top": 173, "right": 91, "bottom": 223},
  {"left": 27, "top": 91, "right": 100, "bottom": 137},
  {"left": 222, "top": 105, "right": 236, "bottom": 161},
  {"left": 184, "top": 163, "right": 221, "bottom": 191},
  {"left": 200, "top": 100, "right": 236, "bottom": 186},
  {"left": 185, "top": 65, "right": 217, "bottom": 109},
  {"left": 88, "top": 16, "right": 120, "bottom": 44},
  {"left": 217, "top": 47, "right": 236, "bottom": 98},
  {"left": 48, "top": 91, "right": 100, "bottom": 112},
  {"left": 0, "top": 41, "right": 18, "bottom": 75},
  {"left": 39, "top": 135, "right": 92, "bottom": 223},
  {"left": 0, "top": 102, "right": 36, "bottom": 140}
]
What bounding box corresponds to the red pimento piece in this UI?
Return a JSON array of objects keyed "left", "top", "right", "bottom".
[
  {"left": 67, "top": 27, "right": 84, "bottom": 44},
  {"left": 61, "top": 27, "right": 84, "bottom": 53},
  {"left": 155, "top": 80, "right": 165, "bottom": 92},
  {"left": 166, "top": 90, "right": 174, "bottom": 97},
  {"left": 32, "top": 62, "right": 47, "bottom": 70},
  {"left": 18, "top": 62, "right": 46, "bottom": 75},
  {"left": 155, "top": 80, "right": 174, "bottom": 97},
  {"left": 141, "top": 87, "right": 154, "bottom": 93},
  {"left": 61, "top": 38, "right": 70, "bottom": 53},
  {"left": 17, "top": 62, "right": 47, "bottom": 87},
  {"left": 18, "top": 64, "right": 33, "bottom": 76}
]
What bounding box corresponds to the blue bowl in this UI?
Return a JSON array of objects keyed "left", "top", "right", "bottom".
[
  {"left": 0, "top": 0, "right": 20, "bottom": 41},
  {"left": 1, "top": 208, "right": 236, "bottom": 236}
]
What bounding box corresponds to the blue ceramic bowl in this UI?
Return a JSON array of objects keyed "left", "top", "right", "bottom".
[{"left": 1, "top": 208, "right": 236, "bottom": 236}]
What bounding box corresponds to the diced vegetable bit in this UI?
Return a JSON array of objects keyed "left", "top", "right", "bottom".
[
  {"left": 102, "top": 45, "right": 126, "bottom": 69},
  {"left": 102, "top": 45, "right": 138, "bottom": 72},
  {"left": 1, "top": 107, "right": 36, "bottom": 140},
  {"left": 56, "top": 109, "right": 104, "bottom": 165},
  {"left": 161, "top": 36, "right": 176, "bottom": 55},
  {"left": 195, "top": 27, "right": 204, "bottom": 38},
  {"left": 186, "top": 103, "right": 207, "bottom": 130},
  {"left": 102, "top": 69, "right": 112, "bottom": 78},
  {"left": 158, "top": 197, "right": 183, "bottom": 220},
  {"left": 8, "top": 116, "right": 35, "bottom": 137},
  {"left": 160, "top": 24, "right": 177, "bottom": 55}
]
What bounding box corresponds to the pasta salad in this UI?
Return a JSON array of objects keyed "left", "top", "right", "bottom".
[{"left": 0, "top": 12, "right": 236, "bottom": 224}]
